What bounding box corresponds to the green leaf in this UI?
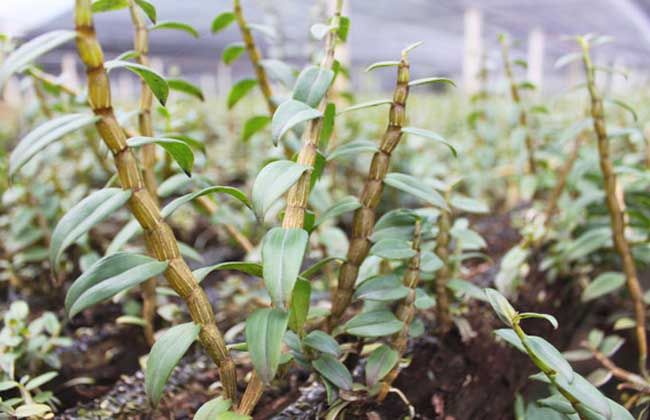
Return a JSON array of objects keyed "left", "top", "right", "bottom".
[
  {"left": 262, "top": 227, "right": 309, "bottom": 308},
  {"left": 558, "top": 373, "right": 611, "bottom": 419},
  {"left": 288, "top": 279, "right": 311, "bottom": 334},
  {"left": 365, "top": 61, "right": 400, "bottom": 72},
  {"left": 242, "top": 115, "right": 271, "bottom": 142},
  {"left": 384, "top": 172, "right": 448, "bottom": 209},
  {"left": 300, "top": 257, "right": 343, "bottom": 279},
  {"left": 310, "top": 23, "right": 334, "bottom": 40},
  {"left": 161, "top": 185, "right": 252, "bottom": 218},
  {"left": 105, "top": 60, "right": 169, "bottom": 105},
  {"left": 194, "top": 397, "right": 233, "bottom": 420},
  {"left": 402, "top": 41, "right": 423, "bottom": 55},
  {"left": 447, "top": 279, "right": 487, "bottom": 301},
  {"left": 91, "top": 0, "right": 128, "bottom": 12},
  {"left": 484, "top": 288, "right": 517, "bottom": 327},
  {"left": 145, "top": 322, "right": 201, "bottom": 406},
  {"left": 248, "top": 23, "right": 276, "bottom": 40},
  {"left": 345, "top": 309, "right": 403, "bottom": 337},
  {"left": 9, "top": 113, "right": 100, "bottom": 176},
  {"left": 554, "top": 52, "right": 582, "bottom": 69},
  {"left": 167, "top": 78, "right": 204, "bottom": 101},
  {"left": 150, "top": 20, "right": 199, "bottom": 38},
  {"left": 365, "top": 344, "right": 399, "bottom": 387},
  {"left": 401, "top": 127, "right": 456, "bottom": 157},
  {"left": 25, "top": 372, "right": 57, "bottom": 390},
  {"left": 312, "top": 354, "right": 352, "bottom": 391},
  {"left": 251, "top": 160, "right": 308, "bottom": 219},
  {"left": 134, "top": 0, "right": 156, "bottom": 23},
  {"left": 337, "top": 16, "right": 350, "bottom": 42},
  {"left": 523, "top": 335, "right": 574, "bottom": 383},
  {"left": 605, "top": 98, "right": 638, "bottom": 122},
  {"left": 193, "top": 261, "right": 263, "bottom": 283},
  {"left": 518, "top": 312, "right": 559, "bottom": 329},
  {"left": 494, "top": 328, "right": 525, "bottom": 352},
  {"left": 408, "top": 77, "right": 455, "bottom": 88},
  {"left": 354, "top": 274, "right": 408, "bottom": 302},
  {"left": 303, "top": 330, "right": 340, "bottom": 356},
  {"left": 319, "top": 102, "right": 336, "bottom": 150},
  {"left": 370, "top": 239, "right": 416, "bottom": 260},
  {"left": 211, "top": 12, "right": 236, "bottom": 34},
  {"left": 0, "top": 30, "right": 76, "bottom": 88},
  {"left": 271, "top": 99, "right": 322, "bottom": 145},
  {"left": 449, "top": 195, "right": 489, "bottom": 214},
  {"left": 537, "top": 394, "right": 575, "bottom": 415},
  {"left": 326, "top": 139, "right": 378, "bottom": 161},
  {"left": 338, "top": 99, "right": 392, "bottom": 114},
  {"left": 65, "top": 252, "right": 161, "bottom": 314},
  {"left": 581, "top": 271, "right": 625, "bottom": 302},
  {"left": 314, "top": 196, "right": 361, "bottom": 227},
  {"left": 127, "top": 136, "right": 194, "bottom": 175},
  {"left": 292, "top": 66, "right": 335, "bottom": 107},
  {"left": 14, "top": 404, "right": 52, "bottom": 419},
  {"left": 260, "top": 59, "right": 295, "bottom": 87},
  {"left": 228, "top": 78, "right": 257, "bottom": 109},
  {"left": 246, "top": 308, "right": 289, "bottom": 384},
  {"left": 222, "top": 42, "right": 245, "bottom": 65},
  {"left": 600, "top": 335, "right": 624, "bottom": 357},
  {"left": 51, "top": 188, "right": 132, "bottom": 269}
]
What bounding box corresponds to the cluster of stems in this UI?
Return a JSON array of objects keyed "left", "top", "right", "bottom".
[
  {"left": 434, "top": 191, "right": 453, "bottom": 334},
  {"left": 377, "top": 219, "right": 421, "bottom": 401},
  {"left": 579, "top": 36, "right": 647, "bottom": 378},
  {"left": 127, "top": 0, "right": 158, "bottom": 347},
  {"left": 499, "top": 35, "right": 537, "bottom": 174},
  {"left": 73, "top": 0, "right": 237, "bottom": 402},
  {"left": 327, "top": 50, "right": 411, "bottom": 331}
]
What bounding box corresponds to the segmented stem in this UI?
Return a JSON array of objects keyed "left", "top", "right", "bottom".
[
  {"left": 499, "top": 36, "right": 536, "bottom": 174},
  {"left": 580, "top": 38, "right": 647, "bottom": 379},
  {"left": 377, "top": 220, "right": 421, "bottom": 401},
  {"left": 73, "top": 0, "right": 237, "bottom": 401},
  {"left": 327, "top": 55, "right": 410, "bottom": 330},
  {"left": 543, "top": 132, "right": 583, "bottom": 228},
  {"left": 434, "top": 191, "right": 452, "bottom": 334}
]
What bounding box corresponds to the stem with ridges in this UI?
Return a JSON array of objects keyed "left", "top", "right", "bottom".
[
  {"left": 327, "top": 51, "right": 410, "bottom": 331},
  {"left": 74, "top": 0, "right": 237, "bottom": 401},
  {"left": 434, "top": 191, "right": 452, "bottom": 334},
  {"left": 579, "top": 37, "right": 647, "bottom": 379}
]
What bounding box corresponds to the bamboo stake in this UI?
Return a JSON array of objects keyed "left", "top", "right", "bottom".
[
  {"left": 128, "top": 0, "right": 158, "bottom": 347},
  {"left": 377, "top": 219, "right": 421, "bottom": 401},
  {"left": 73, "top": 0, "right": 237, "bottom": 401},
  {"left": 499, "top": 35, "right": 537, "bottom": 174},
  {"left": 327, "top": 48, "right": 410, "bottom": 330},
  {"left": 579, "top": 36, "right": 647, "bottom": 378}
]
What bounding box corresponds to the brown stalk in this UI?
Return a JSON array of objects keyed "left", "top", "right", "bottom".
[
  {"left": 73, "top": 0, "right": 237, "bottom": 401},
  {"left": 128, "top": 0, "right": 158, "bottom": 347},
  {"left": 580, "top": 37, "right": 648, "bottom": 378},
  {"left": 587, "top": 344, "right": 650, "bottom": 393},
  {"left": 499, "top": 35, "right": 536, "bottom": 174},
  {"left": 237, "top": 1, "right": 345, "bottom": 414},
  {"left": 434, "top": 191, "right": 453, "bottom": 334},
  {"left": 377, "top": 219, "right": 421, "bottom": 401},
  {"left": 327, "top": 51, "right": 410, "bottom": 331}
]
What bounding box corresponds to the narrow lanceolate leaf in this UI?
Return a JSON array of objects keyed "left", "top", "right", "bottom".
[
  {"left": 370, "top": 239, "right": 417, "bottom": 260},
  {"left": 605, "top": 98, "right": 638, "bottom": 122},
  {"left": 161, "top": 186, "right": 252, "bottom": 218},
  {"left": 262, "top": 227, "right": 309, "bottom": 307},
  {"left": 9, "top": 113, "right": 100, "bottom": 176},
  {"left": 314, "top": 196, "right": 361, "bottom": 227},
  {"left": 91, "top": 0, "right": 128, "bottom": 13},
  {"left": 211, "top": 12, "right": 236, "bottom": 33},
  {"left": 242, "top": 115, "right": 271, "bottom": 142},
  {"left": 300, "top": 257, "right": 343, "bottom": 279},
  {"left": 248, "top": 23, "right": 277, "bottom": 40},
  {"left": 354, "top": 274, "right": 409, "bottom": 302},
  {"left": 167, "top": 78, "right": 204, "bottom": 101},
  {"left": 338, "top": 99, "right": 392, "bottom": 115},
  {"left": 149, "top": 20, "right": 199, "bottom": 38},
  {"left": 408, "top": 77, "right": 455, "bottom": 88},
  {"left": 310, "top": 23, "right": 335, "bottom": 40},
  {"left": 292, "top": 66, "right": 335, "bottom": 108},
  {"left": 251, "top": 160, "right": 308, "bottom": 219},
  {"left": 449, "top": 195, "right": 489, "bottom": 214},
  {"left": 105, "top": 60, "right": 169, "bottom": 105},
  {"left": 260, "top": 59, "right": 295, "bottom": 87},
  {"left": 271, "top": 99, "right": 322, "bottom": 145},
  {"left": 222, "top": 42, "right": 245, "bottom": 65},
  {"left": 384, "top": 172, "right": 448, "bottom": 209},
  {"left": 365, "top": 60, "right": 400, "bottom": 72},
  {"left": 327, "top": 139, "right": 378, "bottom": 161},
  {"left": 288, "top": 279, "right": 311, "bottom": 334},
  {"left": 134, "top": 0, "right": 156, "bottom": 23},
  {"left": 523, "top": 335, "right": 575, "bottom": 383},
  {"left": 484, "top": 288, "right": 517, "bottom": 327},
  {"left": 106, "top": 219, "right": 141, "bottom": 254},
  {"left": 193, "top": 261, "right": 263, "bottom": 283},
  {"left": 228, "top": 78, "right": 257, "bottom": 109},
  {"left": 345, "top": 309, "right": 403, "bottom": 338},
  {"left": 245, "top": 308, "right": 289, "bottom": 384},
  {"left": 194, "top": 397, "right": 232, "bottom": 420},
  {"left": 365, "top": 344, "right": 399, "bottom": 386},
  {"left": 401, "top": 127, "right": 456, "bottom": 157},
  {"left": 554, "top": 52, "right": 582, "bottom": 69},
  {"left": 51, "top": 188, "right": 132, "bottom": 269},
  {"left": 67, "top": 256, "right": 168, "bottom": 318},
  {"left": 319, "top": 103, "right": 336, "bottom": 150},
  {"left": 312, "top": 354, "right": 353, "bottom": 390},
  {"left": 145, "top": 322, "right": 201, "bottom": 406},
  {"left": 581, "top": 272, "right": 626, "bottom": 302},
  {"left": 127, "top": 136, "right": 194, "bottom": 175},
  {"left": 14, "top": 404, "right": 52, "bottom": 419},
  {"left": 303, "top": 330, "right": 341, "bottom": 357},
  {"left": 518, "top": 312, "right": 559, "bottom": 330},
  {"left": 65, "top": 252, "right": 157, "bottom": 313},
  {"left": 0, "top": 30, "right": 76, "bottom": 88},
  {"left": 25, "top": 371, "right": 58, "bottom": 390}
]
